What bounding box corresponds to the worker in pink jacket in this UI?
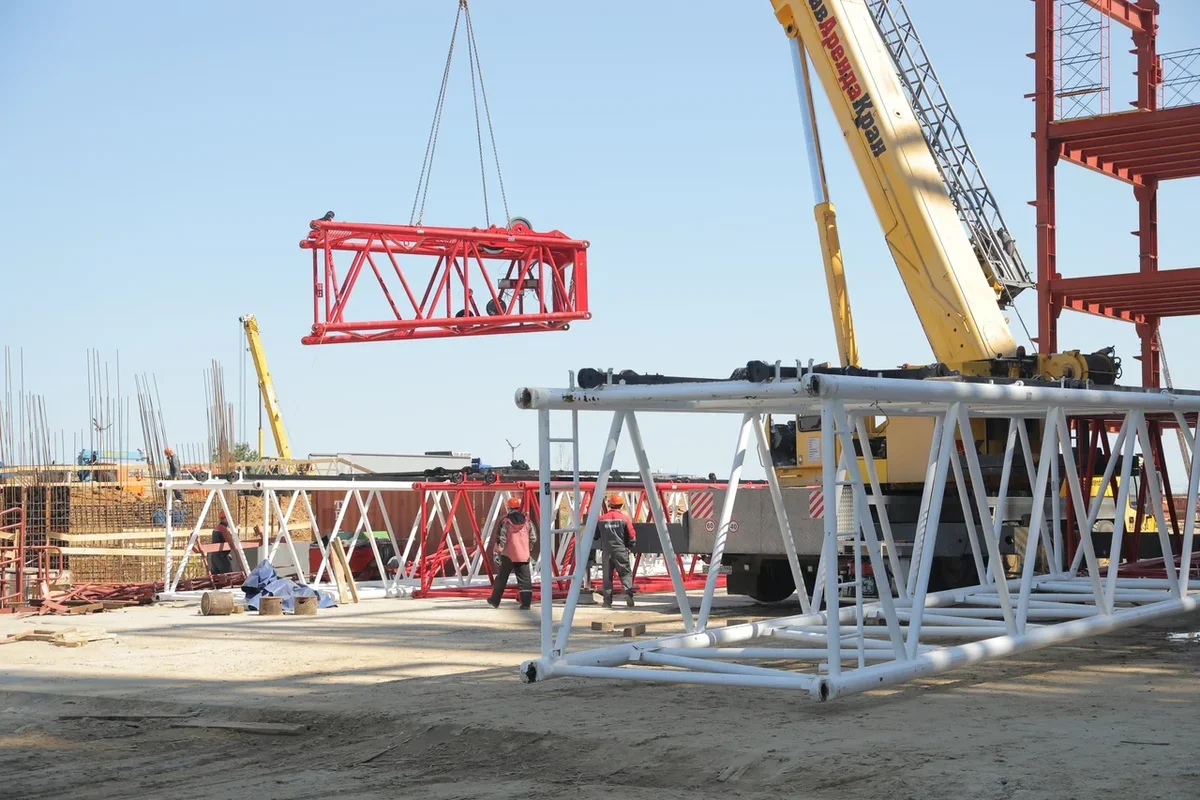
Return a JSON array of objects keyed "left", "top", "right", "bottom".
[{"left": 488, "top": 497, "right": 537, "bottom": 610}]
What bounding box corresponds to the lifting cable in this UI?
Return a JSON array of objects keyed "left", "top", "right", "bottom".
[{"left": 409, "top": 0, "right": 510, "bottom": 228}]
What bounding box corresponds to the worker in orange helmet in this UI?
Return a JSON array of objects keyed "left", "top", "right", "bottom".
[
  {"left": 488, "top": 496, "right": 538, "bottom": 610},
  {"left": 164, "top": 447, "right": 182, "bottom": 501},
  {"left": 597, "top": 492, "right": 637, "bottom": 608}
]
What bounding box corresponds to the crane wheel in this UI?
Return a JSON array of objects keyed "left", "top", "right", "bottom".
[
  {"left": 929, "top": 555, "right": 975, "bottom": 591},
  {"left": 747, "top": 559, "right": 800, "bottom": 604}
]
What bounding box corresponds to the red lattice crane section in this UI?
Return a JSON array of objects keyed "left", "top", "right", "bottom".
[{"left": 300, "top": 218, "right": 589, "bottom": 345}]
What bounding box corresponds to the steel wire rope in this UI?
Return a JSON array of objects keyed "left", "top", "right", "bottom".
[
  {"left": 465, "top": 10, "right": 490, "bottom": 225},
  {"left": 408, "top": 1, "right": 512, "bottom": 228},
  {"left": 409, "top": 2, "right": 464, "bottom": 225},
  {"left": 464, "top": 3, "right": 510, "bottom": 224}
]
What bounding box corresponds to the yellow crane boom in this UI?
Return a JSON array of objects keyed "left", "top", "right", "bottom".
[
  {"left": 773, "top": 0, "right": 1018, "bottom": 366},
  {"left": 239, "top": 314, "right": 292, "bottom": 460}
]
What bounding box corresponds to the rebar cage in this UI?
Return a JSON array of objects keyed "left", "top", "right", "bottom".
[{"left": 515, "top": 371, "right": 1200, "bottom": 701}]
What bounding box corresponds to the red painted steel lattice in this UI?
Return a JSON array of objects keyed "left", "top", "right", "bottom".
[
  {"left": 300, "top": 218, "right": 590, "bottom": 345},
  {"left": 1034, "top": 0, "right": 1200, "bottom": 386},
  {"left": 409, "top": 480, "right": 727, "bottom": 599}
]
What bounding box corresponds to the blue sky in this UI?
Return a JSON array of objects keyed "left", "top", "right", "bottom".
[{"left": 2, "top": 1, "right": 1199, "bottom": 477}]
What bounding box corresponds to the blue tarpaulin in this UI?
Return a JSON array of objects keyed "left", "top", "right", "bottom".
[{"left": 242, "top": 561, "right": 337, "bottom": 612}]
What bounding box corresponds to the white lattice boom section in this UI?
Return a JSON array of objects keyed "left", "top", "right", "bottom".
[
  {"left": 514, "top": 371, "right": 1200, "bottom": 701},
  {"left": 155, "top": 477, "right": 707, "bottom": 601}
]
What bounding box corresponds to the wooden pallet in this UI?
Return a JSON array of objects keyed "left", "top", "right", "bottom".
[{"left": 0, "top": 626, "right": 110, "bottom": 647}]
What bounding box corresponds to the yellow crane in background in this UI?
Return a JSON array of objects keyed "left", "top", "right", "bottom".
[{"left": 239, "top": 314, "right": 292, "bottom": 461}]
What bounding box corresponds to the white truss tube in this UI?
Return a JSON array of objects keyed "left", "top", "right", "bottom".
[{"left": 514, "top": 372, "right": 1200, "bottom": 701}]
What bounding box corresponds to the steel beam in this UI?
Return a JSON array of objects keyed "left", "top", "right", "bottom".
[{"left": 1081, "top": 0, "right": 1151, "bottom": 33}]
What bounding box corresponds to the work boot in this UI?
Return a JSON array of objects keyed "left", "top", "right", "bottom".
[
  {"left": 487, "top": 596, "right": 501, "bottom": 609},
  {"left": 602, "top": 591, "right": 613, "bottom": 608},
  {"left": 518, "top": 591, "right": 532, "bottom": 610},
  {"left": 625, "top": 590, "right": 635, "bottom": 608}
]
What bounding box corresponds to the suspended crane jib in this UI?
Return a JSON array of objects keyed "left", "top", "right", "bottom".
[{"left": 297, "top": 1, "right": 590, "bottom": 346}]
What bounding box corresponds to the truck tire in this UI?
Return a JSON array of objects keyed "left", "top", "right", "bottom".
[
  {"left": 747, "top": 559, "right": 806, "bottom": 604},
  {"left": 929, "top": 554, "right": 975, "bottom": 591}
]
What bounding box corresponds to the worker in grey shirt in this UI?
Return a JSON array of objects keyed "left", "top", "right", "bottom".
[{"left": 164, "top": 447, "right": 182, "bottom": 501}]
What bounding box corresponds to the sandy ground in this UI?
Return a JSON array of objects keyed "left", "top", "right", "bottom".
[{"left": 2, "top": 591, "right": 1200, "bottom": 800}]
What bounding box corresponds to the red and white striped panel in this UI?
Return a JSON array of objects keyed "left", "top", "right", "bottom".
[
  {"left": 808, "top": 486, "right": 824, "bottom": 519},
  {"left": 689, "top": 491, "right": 715, "bottom": 520}
]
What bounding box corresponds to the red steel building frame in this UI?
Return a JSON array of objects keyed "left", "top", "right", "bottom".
[{"left": 1033, "top": 0, "right": 1200, "bottom": 387}]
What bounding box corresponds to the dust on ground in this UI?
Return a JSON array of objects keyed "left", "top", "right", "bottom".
[{"left": 2, "top": 592, "right": 1199, "bottom": 800}]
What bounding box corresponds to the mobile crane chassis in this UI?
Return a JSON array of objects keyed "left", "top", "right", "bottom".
[{"left": 514, "top": 0, "right": 1200, "bottom": 699}]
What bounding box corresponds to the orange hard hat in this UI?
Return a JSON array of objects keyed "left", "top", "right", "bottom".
[
  {"left": 606, "top": 493, "right": 624, "bottom": 507},
  {"left": 164, "top": 447, "right": 173, "bottom": 456},
  {"left": 506, "top": 497, "right": 522, "bottom": 510}
]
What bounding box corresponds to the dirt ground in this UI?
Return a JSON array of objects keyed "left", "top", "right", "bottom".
[{"left": 2, "top": 591, "right": 1200, "bottom": 800}]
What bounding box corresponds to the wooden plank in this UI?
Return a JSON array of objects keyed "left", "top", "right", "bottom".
[
  {"left": 67, "top": 631, "right": 112, "bottom": 643},
  {"left": 328, "top": 542, "right": 351, "bottom": 604},
  {"left": 2, "top": 626, "right": 103, "bottom": 645},
  {"left": 60, "top": 530, "right": 175, "bottom": 542},
  {"left": 59, "top": 712, "right": 197, "bottom": 721},
  {"left": 62, "top": 521, "right": 312, "bottom": 544},
  {"left": 64, "top": 602, "right": 105, "bottom": 615},
  {"left": 170, "top": 720, "right": 306, "bottom": 736},
  {"left": 331, "top": 538, "right": 359, "bottom": 603},
  {"left": 60, "top": 547, "right": 189, "bottom": 557}
]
